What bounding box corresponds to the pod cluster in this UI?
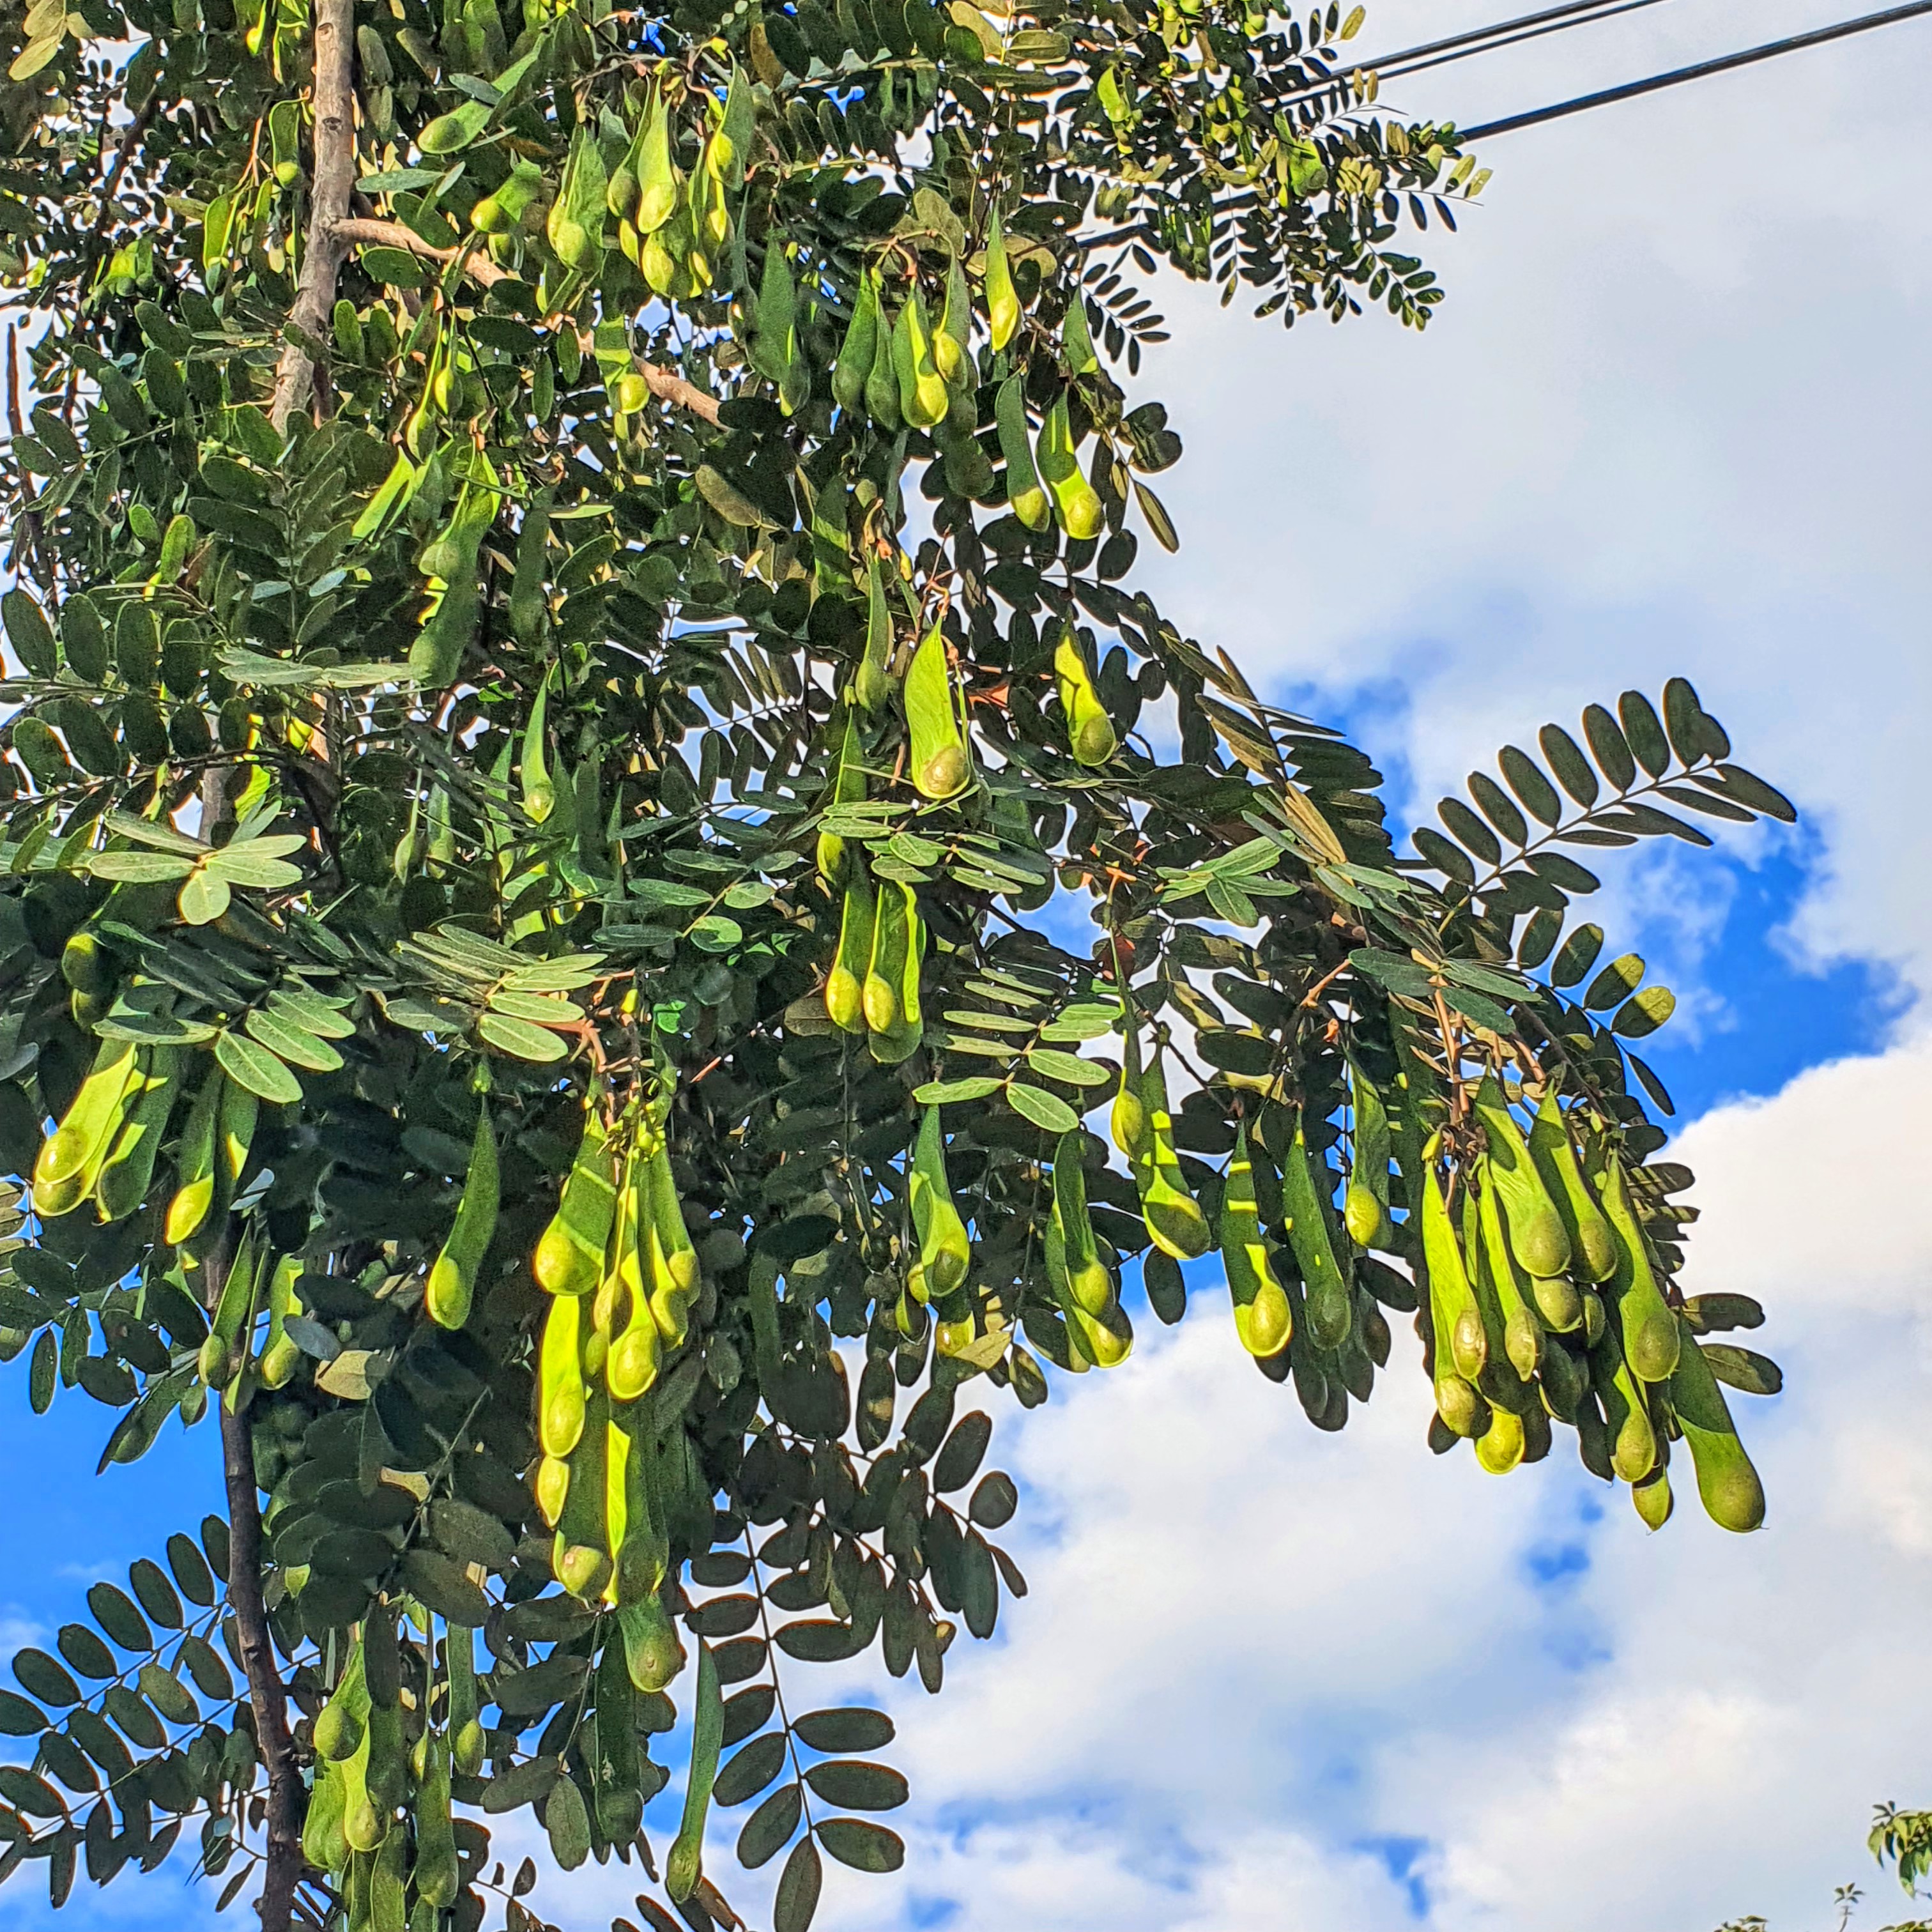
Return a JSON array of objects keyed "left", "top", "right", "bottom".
[{"left": 530, "top": 1093, "right": 712, "bottom": 1621}]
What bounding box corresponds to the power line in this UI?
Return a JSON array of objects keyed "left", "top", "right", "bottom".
[
  {"left": 1376, "top": 0, "right": 1676, "bottom": 87},
  {"left": 1357, "top": 0, "right": 1682, "bottom": 84},
  {"left": 1459, "top": 0, "right": 1932, "bottom": 138}
]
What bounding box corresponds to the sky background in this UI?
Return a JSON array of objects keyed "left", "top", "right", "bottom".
[{"left": 5, "top": 1, "right": 1932, "bottom": 1928}]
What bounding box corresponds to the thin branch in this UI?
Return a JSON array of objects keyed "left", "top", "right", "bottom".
[
  {"left": 201, "top": 1238, "right": 305, "bottom": 1932},
  {"left": 334, "top": 220, "right": 724, "bottom": 425},
  {"left": 269, "top": 0, "right": 355, "bottom": 433}
]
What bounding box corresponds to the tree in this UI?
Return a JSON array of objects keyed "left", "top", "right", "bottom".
[{"left": 0, "top": 0, "right": 1799, "bottom": 1924}]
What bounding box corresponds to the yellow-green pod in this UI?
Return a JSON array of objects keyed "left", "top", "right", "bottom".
[
  {"left": 34, "top": 1038, "right": 142, "bottom": 1218},
  {"left": 909, "top": 1106, "right": 972, "bottom": 1301},
  {"left": 1595, "top": 1149, "right": 1681, "bottom": 1385},
  {"left": 903, "top": 622, "right": 969, "bottom": 801},
  {"left": 539, "top": 1291, "right": 587, "bottom": 1458},
  {"left": 1668, "top": 1320, "right": 1765, "bottom": 1532},
  {"left": 855, "top": 549, "right": 897, "bottom": 712},
  {"left": 1279, "top": 1114, "right": 1351, "bottom": 1350},
  {"left": 1220, "top": 1124, "right": 1291, "bottom": 1359},
  {"left": 426, "top": 1105, "right": 498, "bottom": 1330},
  {"left": 1035, "top": 392, "right": 1103, "bottom": 540},
  {"left": 984, "top": 206, "right": 1020, "bottom": 350},
  {"left": 994, "top": 374, "right": 1049, "bottom": 531},
  {"left": 827, "top": 866, "right": 875, "bottom": 1034},
  {"left": 533, "top": 1107, "right": 619, "bottom": 1297},
  {"left": 892, "top": 283, "right": 949, "bottom": 428},
  {"left": 862, "top": 871, "right": 909, "bottom": 1034},
  {"left": 1134, "top": 1052, "right": 1211, "bottom": 1261},
  {"left": 1052, "top": 625, "right": 1116, "bottom": 767},
  {"left": 164, "top": 1063, "right": 224, "bottom": 1246}
]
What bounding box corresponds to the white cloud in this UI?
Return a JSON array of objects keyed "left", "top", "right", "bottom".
[
  {"left": 1123, "top": 0, "right": 1932, "bottom": 995},
  {"left": 576, "top": 1032, "right": 1927, "bottom": 1932}
]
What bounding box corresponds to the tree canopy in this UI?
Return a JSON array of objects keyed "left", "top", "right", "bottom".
[{"left": 0, "top": 0, "right": 1797, "bottom": 1925}]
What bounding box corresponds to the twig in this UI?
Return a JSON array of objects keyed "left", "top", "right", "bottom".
[{"left": 333, "top": 220, "right": 724, "bottom": 425}]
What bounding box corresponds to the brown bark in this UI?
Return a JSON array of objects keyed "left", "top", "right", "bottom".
[{"left": 268, "top": 0, "right": 356, "bottom": 433}]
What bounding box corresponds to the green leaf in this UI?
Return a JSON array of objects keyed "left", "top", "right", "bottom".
[
  {"left": 89, "top": 852, "right": 197, "bottom": 884},
  {"left": 128, "top": 1560, "right": 182, "bottom": 1630},
  {"left": 428, "top": 1497, "right": 516, "bottom": 1572},
  {"left": 804, "top": 1760, "right": 908, "bottom": 1811},
  {"left": 1411, "top": 827, "right": 1474, "bottom": 886},
  {"left": 1611, "top": 984, "right": 1675, "bottom": 1039},
  {"left": 476, "top": 1013, "right": 569, "bottom": 1062},
  {"left": 84, "top": 1583, "right": 150, "bottom": 1653},
  {"left": 176, "top": 1634, "right": 231, "bottom": 1700},
  {"left": 137, "top": 1661, "right": 199, "bottom": 1726},
  {"left": 1498, "top": 746, "right": 1561, "bottom": 827},
  {"left": 1582, "top": 703, "right": 1636, "bottom": 792},
  {"left": 245, "top": 1006, "right": 344, "bottom": 1072},
  {"left": 1699, "top": 1342, "right": 1782, "bottom": 1397},
  {"left": 790, "top": 1708, "right": 894, "bottom": 1754},
  {"left": 1581, "top": 953, "right": 1644, "bottom": 1013},
  {"left": 969, "top": 1469, "right": 1018, "bottom": 1527},
  {"left": 0, "top": 1689, "right": 47, "bottom": 1735},
  {"left": 1548, "top": 923, "right": 1603, "bottom": 990},
  {"left": 203, "top": 843, "right": 303, "bottom": 889},
  {"left": 774, "top": 1833, "right": 823, "bottom": 1932},
  {"left": 772, "top": 1620, "right": 867, "bottom": 1662},
  {"left": 400, "top": 1549, "right": 490, "bottom": 1626},
  {"left": 911, "top": 1076, "right": 1003, "bottom": 1105},
  {"left": 56, "top": 1625, "right": 116, "bottom": 1680},
  {"left": 1004, "top": 1082, "right": 1079, "bottom": 1134},
  {"left": 1022, "top": 1047, "right": 1108, "bottom": 1088},
  {"left": 1468, "top": 772, "right": 1527, "bottom": 849},
  {"left": 214, "top": 1028, "right": 304, "bottom": 1103},
  {"left": 738, "top": 1779, "right": 803, "bottom": 1869},
  {"left": 931, "top": 1411, "right": 992, "bottom": 1493},
  {"left": 177, "top": 868, "right": 231, "bottom": 925},
  {"left": 12, "top": 1650, "right": 79, "bottom": 1706},
  {"left": 1438, "top": 798, "right": 1500, "bottom": 866},
  {"left": 1538, "top": 723, "right": 1599, "bottom": 808},
  {"left": 713, "top": 1731, "right": 787, "bottom": 1807},
  {"left": 1618, "top": 691, "right": 1671, "bottom": 777},
  {"left": 166, "top": 1531, "right": 216, "bottom": 1607},
  {"left": 815, "top": 1816, "right": 907, "bottom": 1870}
]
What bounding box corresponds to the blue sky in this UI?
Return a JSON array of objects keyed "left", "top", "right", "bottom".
[{"left": 8, "top": 3, "right": 1932, "bottom": 1930}]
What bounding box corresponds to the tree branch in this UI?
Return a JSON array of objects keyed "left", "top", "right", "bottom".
[
  {"left": 333, "top": 219, "right": 724, "bottom": 425},
  {"left": 269, "top": 0, "right": 355, "bottom": 433}
]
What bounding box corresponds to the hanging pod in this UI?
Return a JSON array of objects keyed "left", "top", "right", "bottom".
[
  {"left": 636, "top": 87, "right": 678, "bottom": 231},
  {"left": 1476, "top": 1163, "right": 1545, "bottom": 1382},
  {"left": 935, "top": 254, "right": 973, "bottom": 387},
  {"left": 1220, "top": 1123, "right": 1292, "bottom": 1359},
  {"left": 864, "top": 296, "right": 903, "bottom": 429},
  {"left": 903, "top": 622, "right": 970, "bottom": 800},
  {"left": 865, "top": 882, "right": 925, "bottom": 1065},
  {"left": 613, "top": 1406, "right": 671, "bottom": 1605},
  {"left": 816, "top": 707, "right": 867, "bottom": 883},
  {"left": 1342, "top": 1058, "right": 1397, "bottom": 1250},
  {"left": 995, "top": 374, "right": 1050, "bottom": 532},
  {"left": 446, "top": 1625, "right": 485, "bottom": 1775},
  {"left": 91, "top": 1045, "right": 179, "bottom": 1223},
  {"left": 1133, "top": 1048, "right": 1211, "bottom": 1260},
  {"left": 1471, "top": 1075, "right": 1571, "bottom": 1280},
  {"left": 533, "top": 1105, "right": 620, "bottom": 1296},
  {"left": 426, "top": 1104, "right": 498, "bottom": 1329},
  {"left": 1587, "top": 1314, "right": 1659, "bottom": 1486},
  {"left": 510, "top": 491, "right": 551, "bottom": 647},
  {"left": 604, "top": 1130, "right": 659, "bottom": 1401},
  {"left": 1418, "top": 1163, "right": 1483, "bottom": 1436},
  {"left": 908, "top": 1105, "right": 972, "bottom": 1302},
  {"left": 643, "top": 1130, "right": 699, "bottom": 1346},
  {"left": 834, "top": 270, "right": 881, "bottom": 415},
  {"left": 1279, "top": 1114, "right": 1352, "bottom": 1350},
  {"left": 539, "top": 1291, "right": 587, "bottom": 1457},
  {"left": 1526, "top": 1084, "right": 1617, "bottom": 1284},
  {"left": 984, "top": 206, "right": 1020, "bottom": 350},
  {"left": 749, "top": 240, "right": 799, "bottom": 392},
  {"left": 825, "top": 862, "right": 876, "bottom": 1034},
  {"left": 1035, "top": 392, "right": 1104, "bottom": 540},
  {"left": 34, "top": 1036, "right": 142, "bottom": 1218},
  {"left": 554, "top": 1380, "right": 613, "bottom": 1600},
  {"left": 548, "top": 125, "right": 608, "bottom": 272},
  {"left": 196, "top": 1227, "right": 261, "bottom": 1390},
  {"left": 1594, "top": 1149, "right": 1680, "bottom": 1384},
  {"left": 1049, "top": 1131, "right": 1113, "bottom": 1319},
  {"left": 519, "top": 661, "right": 556, "bottom": 821},
  {"left": 891, "top": 282, "right": 950, "bottom": 428},
  {"left": 1052, "top": 625, "right": 1117, "bottom": 767},
  {"left": 855, "top": 549, "right": 899, "bottom": 712},
  {"left": 1110, "top": 1002, "right": 1152, "bottom": 1167},
  {"left": 257, "top": 1254, "right": 304, "bottom": 1389},
  {"left": 1667, "top": 1317, "right": 1765, "bottom": 1532}
]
